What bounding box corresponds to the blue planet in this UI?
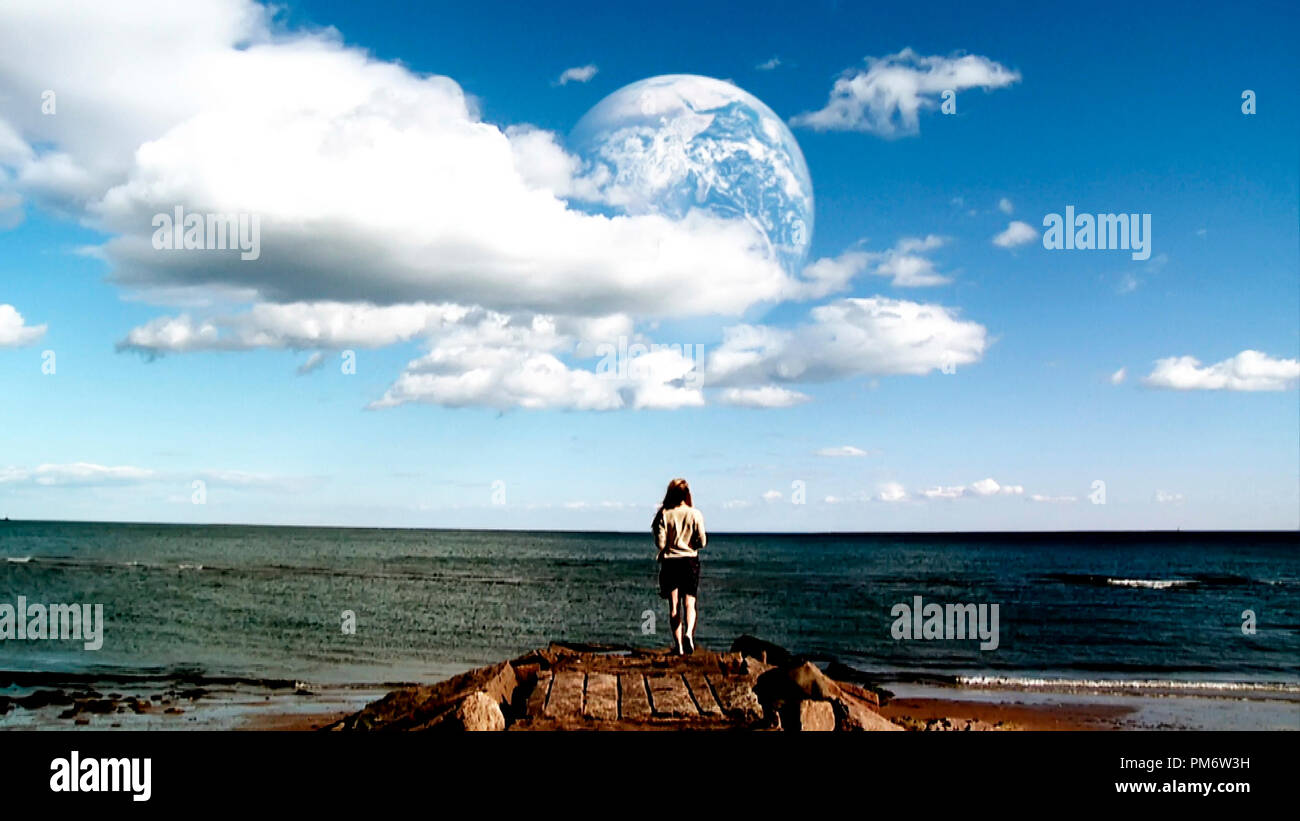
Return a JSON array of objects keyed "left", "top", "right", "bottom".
[{"left": 571, "top": 74, "right": 814, "bottom": 272}]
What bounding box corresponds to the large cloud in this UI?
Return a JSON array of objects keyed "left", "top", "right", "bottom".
[
  {"left": 792, "top": 48, "right": 1020, "bottom": 137},
  {"left": 1, "top": 0, "right": 791, "bottom": 318}
]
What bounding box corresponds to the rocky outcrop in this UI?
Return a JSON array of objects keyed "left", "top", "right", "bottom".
[
  {"left": 329, "top": 660, "right": 517, "bottom": 731},
  {"left": 330, "top": 637, "right": 901, "bottom": 732}
]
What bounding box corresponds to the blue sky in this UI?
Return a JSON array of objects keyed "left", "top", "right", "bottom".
[{"left": 0, "top": 0, "right": 1297, "bottom": 530}]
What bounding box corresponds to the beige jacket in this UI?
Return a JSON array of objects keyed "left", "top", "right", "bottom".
[{"left": 653, "top": 504, "right": 706, "bottom": 560}]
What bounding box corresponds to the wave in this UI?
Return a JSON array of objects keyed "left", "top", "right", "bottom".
[
  {"left": 4, "top": 556, "right": 33, "bottom": 563},
  {"left": 1106, "top": 578, "right": 1194, "bottom": 589},
  {"left": 1039, "top": 572, "right": 1266, "bottom": 589},
  {"left": 958, "top": 674, "right": 1300, "bottom": 698}
]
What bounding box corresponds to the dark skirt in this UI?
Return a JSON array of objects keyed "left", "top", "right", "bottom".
[{"left": 658, "top": 556, "right": 700, "bottom": 598}]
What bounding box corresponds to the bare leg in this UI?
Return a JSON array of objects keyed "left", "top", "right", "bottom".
[
  {"left": 668, "top": 589, "right": 683, "bottom": 653},
  {"left": 683, "top": 594, "right": 697, "bottom": 646}
]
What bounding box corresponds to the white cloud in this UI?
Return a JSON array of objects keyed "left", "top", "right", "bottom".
[
  {"left": 504, "top": 125, "right": 606, "bottom": 200},
  {"left": 1029, "top": 494, "right": 1077, "bottom": 503},
  {"left": 970, "top": 477, "right": 1023, "bottom": 496},
  {"left": 791, "top": 48, "right": 1020, "bottom": 137},
  {"left": 0, "top": 303, "right": 45, "bottom": 346},
  {"left": 992, "top": 220, "right": 1037, "bottom": 248},
  {"left": 790, "top": 235, "right": 952, "bottom": 297},
  {"left": 0, "top": 463, "right": 156, "bottom": 486},
  {"left": 555, "top": 64, "right": 598, "bottom": 85},
  {"left": 755, "top": 57, "right": 783, "bottom": 71},
  {"left": 998, "top": 197, "right": 1013, "bottom": 214},
  {"left": 1110, "top": 367, "right": 1126, "bottom": 385},
  {"left": 0, "top": 462, "right": 293, "bottom": 488},
  {"left": 119, "top": 302, "right": 470, "bottom": 354},
  {"left": 872, "top": 235, "right": 952, "bottom": 286},
  {"left": 705, "top": 297, "right": 988, "bottom": 387},
  {"left": 1154, "top": 490, "right": 1185, "bottom": 503},
  {"left": 1142, "top": 350, "right": 1300, "bottom": 392},
  {"left": 716, "top": 385, "right": 811, "bottom": 408},
  {"left": 877, "top": 482, "right": 908, "bottom": 502},
  {"left": 761, "top": 489, "right": 783, "bottom": 502},
  {"left": 920, "top": 477, "right": 1023, "bottom": 499},
  {"left": 794, "top": 250, "right": 873, "bottom": 299},
  {"left": 562, "top": 500, "right": 639, "bottom": 510},
  {"left": 369, "top": 311, "right": 703, "bottom": 411},
  {"left": 814, "top": 445, "right": 869, "bottom": 457},
  {"left": 921, "top": 485, "right": 966, "bottom": 499}
]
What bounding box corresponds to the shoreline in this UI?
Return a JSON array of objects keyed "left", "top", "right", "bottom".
[
  {"left": 4, "top": 642, "right": 1297, "bottom": 731},
  {"left": 4, "top": 677, "right": 1296, "bottom": 732}
]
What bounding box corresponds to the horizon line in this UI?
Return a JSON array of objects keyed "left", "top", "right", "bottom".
[{"left": 2, "top": 517, "right": 1296, "bottom": 537}]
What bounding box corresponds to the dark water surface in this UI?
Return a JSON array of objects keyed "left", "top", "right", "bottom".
[{"left": 2, "top": 522, "right": 1296, "bottom": 694}]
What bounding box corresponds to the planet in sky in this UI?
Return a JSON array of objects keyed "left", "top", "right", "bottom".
[{"left": 571, "top": 74, "right": 814, "bottom": 272}]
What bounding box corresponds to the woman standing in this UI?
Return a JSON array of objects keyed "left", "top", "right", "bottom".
[{"left": 652, "top": 478, "right": 706, "bottom": 655}]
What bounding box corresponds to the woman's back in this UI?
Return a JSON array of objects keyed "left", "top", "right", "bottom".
[{"left": 654, "top": 503, "right": 706, "bottom": 559}]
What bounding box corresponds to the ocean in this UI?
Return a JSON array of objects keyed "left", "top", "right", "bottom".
[{"left": 2, "top": 522, "right": 1298, "bottom": 728}]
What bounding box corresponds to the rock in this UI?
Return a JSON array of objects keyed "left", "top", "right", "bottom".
[
  {"left": 711, "top": 676, "right": 765, "bottom": 725},
  {"left": 823, "top": 662, "right": 890, "bottom": 703},
  {"left": 788, "top": 662, "right": 842, "bottom": 701},
  {"left": 835, "top": 679, "right": 881, "bottom": 709},
  {"left": 16, "top": 689, "right": 74, "bottom": 710},
  {"left": 332, "top": 660, "right": 518, "bottom": 731},
  {"left": 742, "top": 656, "right": 773, "bottom": 683},
  {"left": 453, "top": 691, "right": 505, "bottom": 731},
  {"left": 330, "top": 636, "right": 901, "bottom": 733},
  {"left": 835, "top": 697, "right": 902, "bottom": 731},
  {"left": 798, "top": 700, "right": 836, "bottom": 731},
  {"left": 730, "top": 635, "right": 793, "bottom": 668}
]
